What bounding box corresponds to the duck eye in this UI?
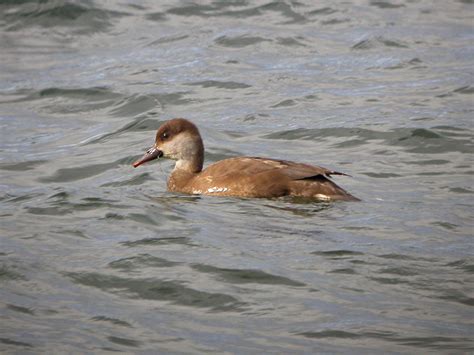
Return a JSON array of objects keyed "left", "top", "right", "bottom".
[{"left": 161, "top": 132, "right": 169, "bottom": 140}]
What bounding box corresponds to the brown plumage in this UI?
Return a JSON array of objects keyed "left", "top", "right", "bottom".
[{"left": 133, "top": 118, "right": 359, "bottom": 201}]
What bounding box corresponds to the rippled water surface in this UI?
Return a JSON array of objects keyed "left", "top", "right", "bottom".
[{"left": 1, "top": 0, "right": 473, "bottom": 353}]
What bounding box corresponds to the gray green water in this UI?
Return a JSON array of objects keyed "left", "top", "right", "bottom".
[{"left": 1, "top": 0, "right": 473, "bottom": 353}]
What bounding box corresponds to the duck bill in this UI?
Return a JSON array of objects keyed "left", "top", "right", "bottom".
[{"left": 132, "top": 147, "right": 163, "bottom": 168}]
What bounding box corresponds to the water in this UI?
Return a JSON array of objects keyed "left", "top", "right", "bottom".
[{"left": 1, "top": 0, "right": 473, "bottom": 353}]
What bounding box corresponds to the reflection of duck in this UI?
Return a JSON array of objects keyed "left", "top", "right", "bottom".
[{"left": 133, "top": 118, "right": 359, "bottom": 201}]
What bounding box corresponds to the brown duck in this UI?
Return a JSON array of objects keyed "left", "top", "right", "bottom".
[{"left": 133, "top": 118, "right": 359, "bottom": 201}]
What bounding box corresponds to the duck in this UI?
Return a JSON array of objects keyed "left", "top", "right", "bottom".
[{"left": 133, "top": 118, "right": 359, "bottom": 201}]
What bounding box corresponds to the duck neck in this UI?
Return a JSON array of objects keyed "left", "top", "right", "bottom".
[
  {"left": 175, "top": 135, "right": 204, "bottom": 174},
  {"left": 174, "top": 158, "right": 203, "bottom": 174},
  {"left": 168, "top": 141, "right": 204, "bottom": 191}
]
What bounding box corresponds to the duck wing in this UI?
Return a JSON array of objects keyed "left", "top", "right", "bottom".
[
  {"left": 202, "top": 157, "right": 348, "bottom": 180},
  {"left": 247, "top": 157, "right": 349, "bottom": 180}
]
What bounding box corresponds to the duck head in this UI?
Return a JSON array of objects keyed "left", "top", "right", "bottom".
[{"left": 133, "top": 118, "right": 204, "bottom": 173}]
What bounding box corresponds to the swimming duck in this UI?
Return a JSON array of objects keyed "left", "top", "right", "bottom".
[{"left": 133, "top": 118, "right": 359, "bottom": 201}]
